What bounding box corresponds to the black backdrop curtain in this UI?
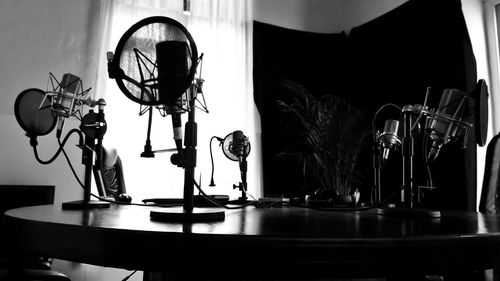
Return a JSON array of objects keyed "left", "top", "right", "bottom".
[{"left": 253, "top": 0, "right": 478, "bottom": 211}]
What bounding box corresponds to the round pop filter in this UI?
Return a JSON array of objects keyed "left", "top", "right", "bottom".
[
  {"left": 474, "top": 79, "right": 488, "bottom": 147},
  {"left": 14, "top": 88, "right": 56, "bottom": 137},
  {"left": 111, "top": 16, "right": 198, "bottom": 106}
]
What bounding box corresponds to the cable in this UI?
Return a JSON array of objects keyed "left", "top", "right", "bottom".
[
  {"left": 209, "top": 136, "right": 223, "bottom": 186},
  {"left": 178, "top": 146, "right": 255, "bottom": 209},
  {"left": 33, "top": 129, "right": 83, "bottom": 165},
  {"left": 58, "top": 137, "right": 85, "bottom": 189},
  {"left": 371, "top": 103, "right": 402, "bottom": 137},
  {"left": 422, "top": 130, "right": 434, "bottom": 188}
]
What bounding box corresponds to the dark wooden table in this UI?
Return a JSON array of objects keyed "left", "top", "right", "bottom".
[{"left": 4, "top": 204, "right": 500, "bottom": 280}]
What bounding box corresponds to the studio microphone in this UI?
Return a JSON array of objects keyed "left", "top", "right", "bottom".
[
  {"left": 43, "top": 73, "right": 96, "bottom": 139},
  {"left": 230, "top": 130, "right": 250, "bottom": 189},
  {"left": 230, "top": 131, "right": 249, "bottom": 160},
  {"left": 378, "top": 119, "right": 400, "bottom": 163},
  {"left": 427, "top": 88, "right": 469, "bottom": 161},
  {"left": 52, "top": 73, "right": 81, "bottom": 138},
  {"left": 156, "top": 41, "right": 190, "bottom": 151}
]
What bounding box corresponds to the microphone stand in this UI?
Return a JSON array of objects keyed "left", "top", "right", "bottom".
[
  {"left": 402, "top": 105, "right": 415, "bottom": 208},
  {"left": 372, "top": 141, "right": 382, "bottom": 204},
  {"left": 377, "top": 104, "right": 440, "bottom": 218},
  {"left": 62, "top": 99, "right": 110, "bottom": 209},
  {"left": 150, "top": 82, "right": 225, "bottom": 222},
  {"left": 229, "top": 155, "right": 250, "bottom": 205}
]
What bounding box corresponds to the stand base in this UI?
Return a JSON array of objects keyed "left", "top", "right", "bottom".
[
  {"left": 62, "top": 200, "right": 110, "bottom": 210},
  {"left": 150, "top": 208, "right": 225, "bottom": 222},
  {"left": 227, "top": 197, "right": 252, "bottom": 205},
  {"left": 377, "top": 207, "right": 441, "bottom": 218}
]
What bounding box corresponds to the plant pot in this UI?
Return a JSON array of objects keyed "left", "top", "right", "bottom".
[{"left": 304, "top": 188, "right": 359, "bottom": 207}]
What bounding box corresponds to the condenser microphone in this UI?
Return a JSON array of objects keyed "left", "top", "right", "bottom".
[
  {"left": 52, "top": 73, "right": 82, "bottom": 138},
  {"left": 156, "top": 41, "right": 190, "bottom": 150},
  {"left": 230, "top": 130, "right": 250, "bottom": 192},
  {"left": 427, "top": 89, "right": 469, "bottom": 161},
  {"left": 230, "top": 130, "right": 249, "bottom": 160},
  {"left": 156, "top": 41, "right": 189, "bottom": 105},
  {"left": 378, "top": 119, "right": 400, "bottom": 163}
]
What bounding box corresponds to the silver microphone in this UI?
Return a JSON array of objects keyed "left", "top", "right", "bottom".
[
  {"left": 40, "top": 73, "right": 95, "bottom": 138},
  {"left": 52, "top": 73, "right": 82, "bottom": 138},
  {"left": 378, "top": 119, "right": 400, "bottom": 163}
]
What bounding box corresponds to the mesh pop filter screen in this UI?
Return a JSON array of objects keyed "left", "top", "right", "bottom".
[
  {"left": 113, "top": 17, "right": 198, "bottom": 106},
  {"left": 14, "top": 88, "right": 56, "bottom": 136}
]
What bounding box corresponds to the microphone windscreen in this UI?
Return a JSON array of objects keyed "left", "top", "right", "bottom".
[
  {"left": 14, "top": 88, "right": 56, "bottom": 136},
  {"left": 156, "top": 41, "right": 189, "bottom": 104}
]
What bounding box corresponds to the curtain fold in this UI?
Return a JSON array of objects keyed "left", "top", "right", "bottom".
[{"left": 92, "top": 0, "right": 261, "bottom": 200}]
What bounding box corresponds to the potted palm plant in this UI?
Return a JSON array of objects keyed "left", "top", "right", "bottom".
[{"left": 276, "top": 80, "right": 369, "bottom": 205}]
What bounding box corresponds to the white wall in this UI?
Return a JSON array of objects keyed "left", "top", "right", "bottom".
[
  {"left": 252, "top": 0, "right": 408, "bottom": 33},
  {"left": 0, "top": 0, "right": 99, "bottom": 204},
  {"left": 0, "top": 1, "right": 139, "bottom": 280}
]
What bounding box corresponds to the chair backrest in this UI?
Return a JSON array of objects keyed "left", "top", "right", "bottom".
[
  {"left": 0, "top": 185, "right": 55, "bottom": 264},
  {"left": 93, "top": 147, "right": 127, "bottom": 200},
  {"left": 479, "top": 133, "right": 500, "bottom": 214},
  {"left": 0, "top": 185, "right": 54, "bottom": 215}
]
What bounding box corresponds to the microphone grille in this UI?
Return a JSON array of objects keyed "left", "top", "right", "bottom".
[{"left": 60, "top": 73, "right": 81, "bottom": 95}]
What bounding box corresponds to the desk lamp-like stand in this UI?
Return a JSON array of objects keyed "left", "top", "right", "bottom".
[{"left": 221, "top": 131, "right": 251, "bottom": 205}]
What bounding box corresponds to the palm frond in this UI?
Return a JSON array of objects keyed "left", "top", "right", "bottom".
[{"left": 275, "top": 80, "right": 370, "bottom": 195}]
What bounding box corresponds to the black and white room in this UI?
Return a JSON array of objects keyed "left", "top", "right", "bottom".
[{"left": 1, "top": 0, "right": 499, "bottom": 280}]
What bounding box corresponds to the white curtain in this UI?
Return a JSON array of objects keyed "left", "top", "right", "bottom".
[{"left": 92, "top": 0, "right": 262, "bottom": 201}]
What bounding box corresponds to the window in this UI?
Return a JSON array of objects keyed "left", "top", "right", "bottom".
[{"left": 93, "top": 0, "right": 261, "bottom": 201}]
